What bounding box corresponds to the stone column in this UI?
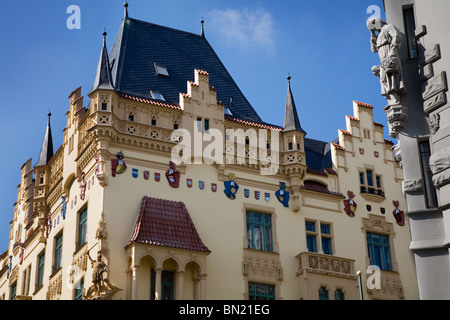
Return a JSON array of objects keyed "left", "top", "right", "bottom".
[
  {"left": 131, "top": 265, "right": 140, "bottom": 300},
  {"left": 154, "top": 268, "right": 162, "bottom": 300},
  {"left": 199, "top": 274, "right": 207, "bottom": 300},
  {"left": 177, "top": 271, "right": 185, "bottom": 300}
]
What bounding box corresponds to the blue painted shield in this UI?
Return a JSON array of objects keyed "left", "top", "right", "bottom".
[
  {"left": 265, "top": 192, "right": 270, "bottom": 202},
  {"left": 244, "top": 189, "right": 249, "bottom": 198},
  {"left": 224, "top": 179, "right": 239, "bottom": 200},
  {"left": 255, "top": 191, "right": 260, "bottom": 200},
  {"left": 275, "top": 182, "right": 290, "bottom": 207},
  {"left": 199, "top": 181, "right": 205, "bottom": 190},
  {"left": 132, "top": 168, "right": 138, "bottom": 178}
]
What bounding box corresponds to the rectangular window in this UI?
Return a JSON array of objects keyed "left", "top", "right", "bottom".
[
  {"left": 320, "top": 223, "right": 332, "bottom": 255},
  {"left": 366, "top": 170, "right": 373, "bottom": 186},
  {"left": 54, "top": 233, "right": 63, "bottom": 272},
  {"left": 154, "top": 63, "right": 169, "bottom": 77},
  {"left": 248, "top": 282, "right": 275, "bottom": 300},
  {"left": 22, "top": 265, "right": 31, "bottom": 296},
  {"left": 37, "top": 252, "right": 45, "bottom": 288},
  {"left": 101, "top": 102, "right": 107, "bottom": 111},
  {"left": 419, "top": 141, "right": 438, "bottom": 208},
  {"left": 74, "top": 278, "right": 84, "bottom": 300},
  {"left": 359, "top": 172, "right": 365, "bottom": 185},
  {"left": 246, "top": 211, "right": 273, "bottom": 252},
  {"left": 306, "top": 234, "right": 317, "bottom": 253},
  {"left": 150, "top": 90, "right": 165, "bottom": 101},
  {"left": 318, "top": 287, "right": 329, "bottom": 300},
  {"left": 204, "top": 118, "right": 210, "bottom": 132},
  {"left": 335, "top": 289, "right": 345, "bottom": 300},
  {"left": 306, "top": 221, "right": 333, "bottom": 255},
  {"left": 305, "top": 221, "right": 316, "bottom": 232},
  {"left": 78, "top": 208, "right": 87, "bottom": 249},
  {"left": 403, "top": 7, "right": 417, "bottom": 59},
  {"left": 10, "top": 282, "right": 17, "bottom": 300},
  {"left": 197, "top": 118, "right": 202, "bottom": 132},
  {"left": 366, "top": 232, "right": 392, "bottom": 271},
  {"left": 376, "top": 175, "right": 381, "bottom": 188}
]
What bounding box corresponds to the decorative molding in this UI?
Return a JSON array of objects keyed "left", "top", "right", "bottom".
[
  {"left": 402, "top": 178, "right": 423, "bottom": 194},
  {"left": 422, "top": 72, "right": 447, "bottom": 101},
  {"left": 242, "top": 249, "right": 283, "bottom": 281},
  {"left": 427, "top": 113, "right": 440, "bottom": 135},
  {"left": 424, "top": 92, "right": 447, "bottom": 114},
  {"left": 424, "top": 44, "right": 441, "bottom": 65}
]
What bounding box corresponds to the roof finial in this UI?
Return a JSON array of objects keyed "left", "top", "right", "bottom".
[
  {"left": 48, "top": 110, "right": 52, "bottom": 119},
  {"left": 124, "top": 1, "right": 129, "bottom": 18},
  {"left": 287, "top": 73, "right": 291, "bottom": 83},
  {"left": 201, "top": 18, "right": 205, "bottom": 37}
]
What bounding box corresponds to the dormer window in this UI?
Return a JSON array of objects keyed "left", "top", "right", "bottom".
[
  {"left": 150, "top": 90, "right": 165, "bottom": 101},
  {"left": 154, "top": 63, "right": 169, "bottom": 77}
]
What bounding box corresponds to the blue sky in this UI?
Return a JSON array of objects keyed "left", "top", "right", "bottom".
[{"left": 0, "top": 0, "right": 386, "bottom": 250}]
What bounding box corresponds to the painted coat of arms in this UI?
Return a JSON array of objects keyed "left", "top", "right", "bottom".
[
  {"left": 343, "top": 190, "right": 357, "bottom": 217},
  {"left": 224, "top": 173, "right": 239, "bottom": 200}
]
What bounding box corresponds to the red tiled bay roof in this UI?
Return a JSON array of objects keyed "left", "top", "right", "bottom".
[
  {"left": 301, "top": 181, "right": 345, "bottom": 198},
  {"left": 127, "top": 196, "right": 210, "bottom": 253}
]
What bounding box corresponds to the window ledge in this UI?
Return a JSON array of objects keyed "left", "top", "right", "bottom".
[{"left": 360, "top": 192, "right": 386, "bottom": 203}]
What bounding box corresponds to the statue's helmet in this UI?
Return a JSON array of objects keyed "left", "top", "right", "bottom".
[{"left": 367, "top": 17, "right": 385, "bottom": 30}]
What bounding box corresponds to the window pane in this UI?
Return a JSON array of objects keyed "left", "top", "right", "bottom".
[
  {"left": 335, "top": 289, "right": 345, "bottom": 300},
  {"left": 320, "top": 223, "right": 331, "bottom": 235},
  {"left": 319, "top": 287, "right": 329, "bottom": 300},
  {"left": 307, "top": 234, "right": 317, "bottom": 252},
  {"left": 376, "top": 176, "right": 381, "bottom": 188},
  {"left": 366, "top": 170, "right": 373, "bottom": 186},
  {"left": 367, "top": 232, "right": 392, "bottom": 271},
  {"left": 249, "top": 282, "right": 275, "bottom": 300},
  {"left": 322, "top": 237, "right": 332, "bottom": 255},
  {"left": 360, "top": 172, "right": 365, "bottom": 185},
  {"left": 403, "top": 8, "right": 417, "bottom": 59},
  {"left": 253, "top": 225, "right": 262, "bottom": 250},
  {"left": 305, "top": 221, "right": 316, "bottom": 232}
]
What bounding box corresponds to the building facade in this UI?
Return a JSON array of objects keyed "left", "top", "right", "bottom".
[
  {"left": 0, "top": 6, "right": 419, "bottom": 300},
  {"left": 370, "top": 1, "right": 450, "bottom": 299}
]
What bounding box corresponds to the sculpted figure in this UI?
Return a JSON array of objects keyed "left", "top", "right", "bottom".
[
  {"left": 367, "top": 17, "right": 405, "bottom": 105},
  {"left": 85, "top": 250, "right": 118, "bottom": 299}
]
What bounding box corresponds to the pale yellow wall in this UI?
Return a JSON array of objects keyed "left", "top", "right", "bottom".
[{"left": 0, "top": 79, "right": 419, "bottom": 301}]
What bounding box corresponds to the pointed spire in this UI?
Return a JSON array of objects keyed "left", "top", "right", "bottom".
[
  {"left": 124, "top": 1, "right": 129, "bottom": 18},
  {"left": 283, "top": 75, "right": 306, "bottom": 134},
  {"left": 201, "top": 18, "right": 205, "bottom": 38},
  {"left": 91, "top": 30, "right": 114, "bottom": 92},
  {"left": 36, "top": 111, "right": 54, "bottom": 166}
]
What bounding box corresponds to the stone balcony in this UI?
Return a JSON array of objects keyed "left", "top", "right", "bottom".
[
  {"left": 295, "top": 252, "right": 359, "bottom": 300},
  {"left": 296, "top": 252, "right": 357, "bottom": 279}
]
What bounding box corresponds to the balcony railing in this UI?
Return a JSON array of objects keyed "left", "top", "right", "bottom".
[{"left": 296, "top": 252, "right": 357, "bottom": 279}]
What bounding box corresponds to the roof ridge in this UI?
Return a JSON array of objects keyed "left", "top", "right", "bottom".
[{"left": 127, "top": 17, "right": 203, "bottom": 38}]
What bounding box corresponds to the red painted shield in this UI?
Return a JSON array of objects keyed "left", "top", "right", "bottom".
[{"left": 155, "top": 173, "right": 160, "bottom": 182}]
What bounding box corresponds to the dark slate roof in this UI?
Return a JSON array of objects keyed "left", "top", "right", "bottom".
[
  {"left": 35, "top": 113, "right": 54, "bottom": 167},
  {"left": 127, "top": 196, "right": 210, "bottom": 253},
  {"left": 304, "top": 138, "right": 333, "bottom": 171},
  {"left": 108, "top": 17, "right": 262, "bottom": 122},
  {"left": 283, "top": 77, "right": 306, "bottom": 133},
  {"left": 91, "top": 32, "right": 114, "bottom": 92}
]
